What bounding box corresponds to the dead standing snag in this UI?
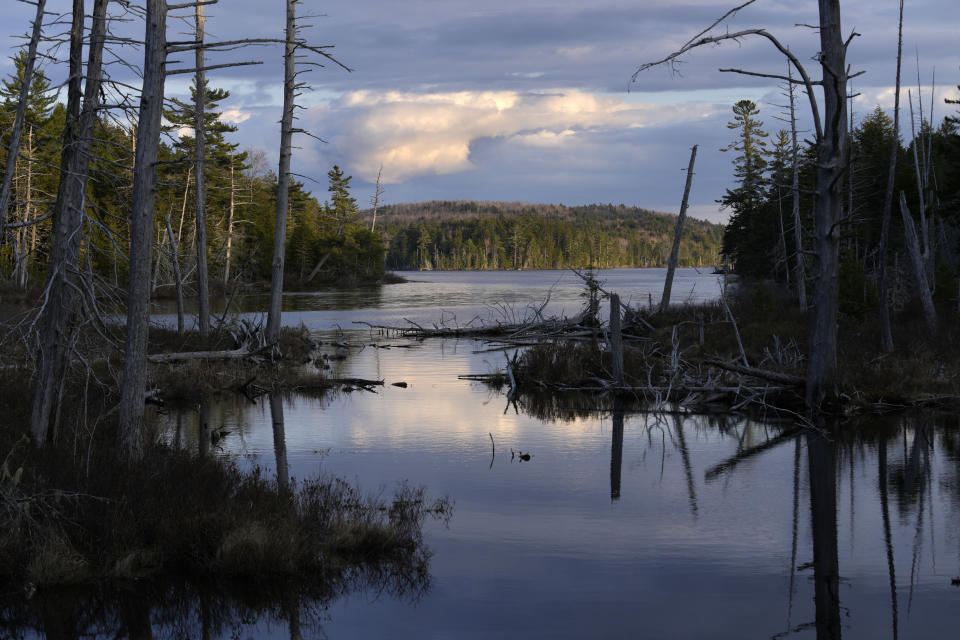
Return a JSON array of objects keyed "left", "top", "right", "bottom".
[{"left": 631, "top": 0, "right": 857, "bottom": 408}]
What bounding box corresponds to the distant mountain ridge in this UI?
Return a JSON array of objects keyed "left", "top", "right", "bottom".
[{"left": 360, "top": 200, "right": 724, "bottom": 271}]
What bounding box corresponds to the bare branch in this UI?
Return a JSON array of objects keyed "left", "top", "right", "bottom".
[
  {"left": 166, "top": 0, "right": 217, "bottom": 10},
  {"left": 679, "top": 0, "right": 758, "bottom": 53},
  {"left": 631, "top": 26, "right": 823, "bottom": 142},
  {"left": 719, "top": 68, "right": 821, "bottom": 85},
  {"left": 166, "top": 60, "right": 263, "bottom": 75}
]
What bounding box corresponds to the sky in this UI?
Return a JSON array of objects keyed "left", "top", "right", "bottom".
[{"left": 1, "top": 0, "right": 958, "bottom": 223}]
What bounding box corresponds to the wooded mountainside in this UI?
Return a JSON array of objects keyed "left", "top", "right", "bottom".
[{"left": 366, "top": 201, "right": 723, "bottom": 271}]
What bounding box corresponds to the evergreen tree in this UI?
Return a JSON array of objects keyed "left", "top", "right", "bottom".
[
  {"left": 0, "top": 50, "right": 56, "bottom": 127},
  {"left": 326, "top": 165, "right": 358, "bottom": 219},
  {"left": 720, "top": 100, "right": 773, "bottom": 276}
]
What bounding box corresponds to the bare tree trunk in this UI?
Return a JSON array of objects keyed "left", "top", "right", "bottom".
[
  {"left": 18, "top": 125, "right": 35, "bottom": 289},
  {"left": 266, "top": 0, "right": 297, "bottom": 342},
  {"left": 223, "top": 163, "right": 235, "bottom": 282},
  {"left": 177, "top": 165, "right": 191, "bottom": 244},
  {"left": 878, "top": 0, "right": 904, "bottom": 353},
  {"left": 659, "top": 144, "right": 697, "bottom": 314},
  {"left": 27, "top": 127, "right": 38, "bottom": 268},
  {"left": 609, "top": 294, "right": 624, "bottom": 386},
  {"left": 788, "top": 64, "right": 807, "bottom": 311},
  {"left": 0, "top": 0, "right": 46, "bottom": 238},
  {"left": 118, "top": 0, "right": 168, "bottom": 458},
  {"left": 165, "top": 212, "right": 185, "bottom": 335},
  {"left": 30, "top": 0, "right": 108, "bottom": 442},
  {"left": 805, "top": 0, "right": 848, "bottom": 408},
  {"left": 899, "top": 192, "right": 937, "bottom": 331},
  {"left": 908, "top": 91, "right": 931, "bottom": 280},
  {"left": 193, "top": 2, "right": 210, "bottom": 338},
  {"left": 370, "top": 164, "right": 383, "bottom": 231}
]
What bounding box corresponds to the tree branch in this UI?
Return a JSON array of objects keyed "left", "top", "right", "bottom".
[
  {"left": 166, "top": 60, "right": 263, "bottom": 75},
  {"left": 719, "top": 68, "right": 822, "bottom": 85},
  {"left": 631, "top": 25, "right": 823, "bottom": 142}
]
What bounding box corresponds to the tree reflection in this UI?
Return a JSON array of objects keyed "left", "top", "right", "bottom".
[
  {"left": 0, "top": 556, "right": 432, "bottom": 639},
  {"left": 610, "top": 400, "right": 623, "bottom": 500},
  {"left": 270, "top": 390, "right": 290, "bottom": 490},
  {"left": 806, "top": 428, "right": 842, "bottom": 640}
]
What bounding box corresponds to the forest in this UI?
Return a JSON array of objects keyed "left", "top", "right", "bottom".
[
  {"left": 0, "top": 53, "right": 383, "bottom": 293},
  {"left": 718, "top": 96, "right": 960, "bottom": 319},
  {"left": 371, "top": 201, "right": 723, "bottom": 271},
  {"left": 2, "top": 1, "right": 960, "bottom": 636}
]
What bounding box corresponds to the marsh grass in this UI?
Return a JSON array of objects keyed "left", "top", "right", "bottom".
[{"left": 0, "top": 372, "right": 450, "bottom": 594}]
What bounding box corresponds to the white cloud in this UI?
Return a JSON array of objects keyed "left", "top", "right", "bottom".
[
  {"left": 309, "top": 89, "right": 722, "bottom": 183},
  {"left": 220, "top": 108, "right": 252, "bottom": 125}
]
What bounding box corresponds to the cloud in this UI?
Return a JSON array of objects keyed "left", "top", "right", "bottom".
[
  {"left": 308, "top": 89, "right": 723, "bottom": 183},
  {"left": 219, "top": 108, "right": 252, "bottom": 125}
]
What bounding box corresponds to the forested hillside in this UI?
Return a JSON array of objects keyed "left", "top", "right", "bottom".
[{"left": 367, "top": 201, "right": 723, "bottom": 271}]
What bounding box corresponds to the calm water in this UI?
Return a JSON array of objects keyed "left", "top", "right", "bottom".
[
  {"left": 11, "top": 270, "right": 960, "bottom": 639},
  {"left": 153, "top": 267, "right": 723, "bottom": 331}
]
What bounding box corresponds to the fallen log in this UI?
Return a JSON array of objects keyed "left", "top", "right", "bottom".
[
  {"left": 703, "top": 359, "right": 805, "bottom": 386},
  {"left": 147, "top": 341, "right": 275, "bottom": 364}
]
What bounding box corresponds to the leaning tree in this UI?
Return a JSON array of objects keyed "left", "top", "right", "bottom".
[{"left": 631, "top": 0, "right": 855, "bottom": 408}]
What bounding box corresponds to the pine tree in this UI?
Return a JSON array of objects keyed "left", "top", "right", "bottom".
[
  {"left": 0, "top": 51, "right": 56, "bottom": 127},
  {"left": 720, "top": 100, "right": 773, "bottom": 276},
  {"left": 326, "top": 165, "right": 358, "bottom": 219}
]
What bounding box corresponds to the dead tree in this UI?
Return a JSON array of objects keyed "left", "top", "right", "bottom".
[
  {"left": 370, "top": 163, "right": 384, "bottom": 232},
  {"left": 0, "top": 0, "right": 47, "bottom": 239},
  {"left": 899, "top": 192, "right": 937, "bottom": 331},
  {"left": 265, "top": 0, "right": 297, "bottom": 343},
  {"left": 164, "top": 211, "right": 185, "bottom": 334},
  {"left": 265, "top": 0, "right": 349, "bottom": 340},
  {"left": 878, "top": 0, "right": 905, "bottom": 353},
  {"left": 30, "top": 0, "right": 108, "bottom": 443},
  {"left": 118, "top": 0, "right": 168, "bottom": 457},
  {"left": 193, "top": 1, "right": 210, "bottom": 338},
  {"left": 631, "top": 0, "right": 855, "bottom": 408},
  {"left": 787, "top": 64, "right": 807, "bottom": 311},
  {"left": 659, "top": 144, "right": 697, "bottom": 314}
]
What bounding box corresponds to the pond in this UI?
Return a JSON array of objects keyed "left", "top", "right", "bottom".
[{"left": 9, "top": 270, "right": 960, "bottom": 639}]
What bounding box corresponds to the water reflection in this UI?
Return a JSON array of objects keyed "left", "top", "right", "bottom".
[
  {"left": 807, "top": 428, "right": 842, "bottom": 640},
  {"left": 1, "top": 566, "right": 429, "bottom": 640},
  {"left": 270, "top": 390, "right": 290, "bottom": 490},
  {"left": 75, "top": 337, "right": 960, "bottom": 640}
]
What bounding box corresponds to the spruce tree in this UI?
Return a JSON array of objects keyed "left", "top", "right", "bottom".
[{"left": 720, "top": 99, "right": 773, "bottom": 276}]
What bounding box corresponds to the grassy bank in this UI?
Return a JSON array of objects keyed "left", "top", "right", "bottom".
[
  {"left": 0, "top": 314, "right": 449, "bottom": 596},
  {"left": 0, "top": 371, "right": 449, "bottom": 595}
]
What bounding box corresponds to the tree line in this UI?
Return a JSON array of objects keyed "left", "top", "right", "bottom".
[
  {"left": 0, "top": 0, "right": 365, "bottom": 454},
  {"left": 0, "top": 60, "right": 381, "bottom": 296},
  {"left": 371, "top": 201, "right": 723, "bottom": 271},
  {"left": 719, "top": 94, "right": 959, "bottom": 318}
]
